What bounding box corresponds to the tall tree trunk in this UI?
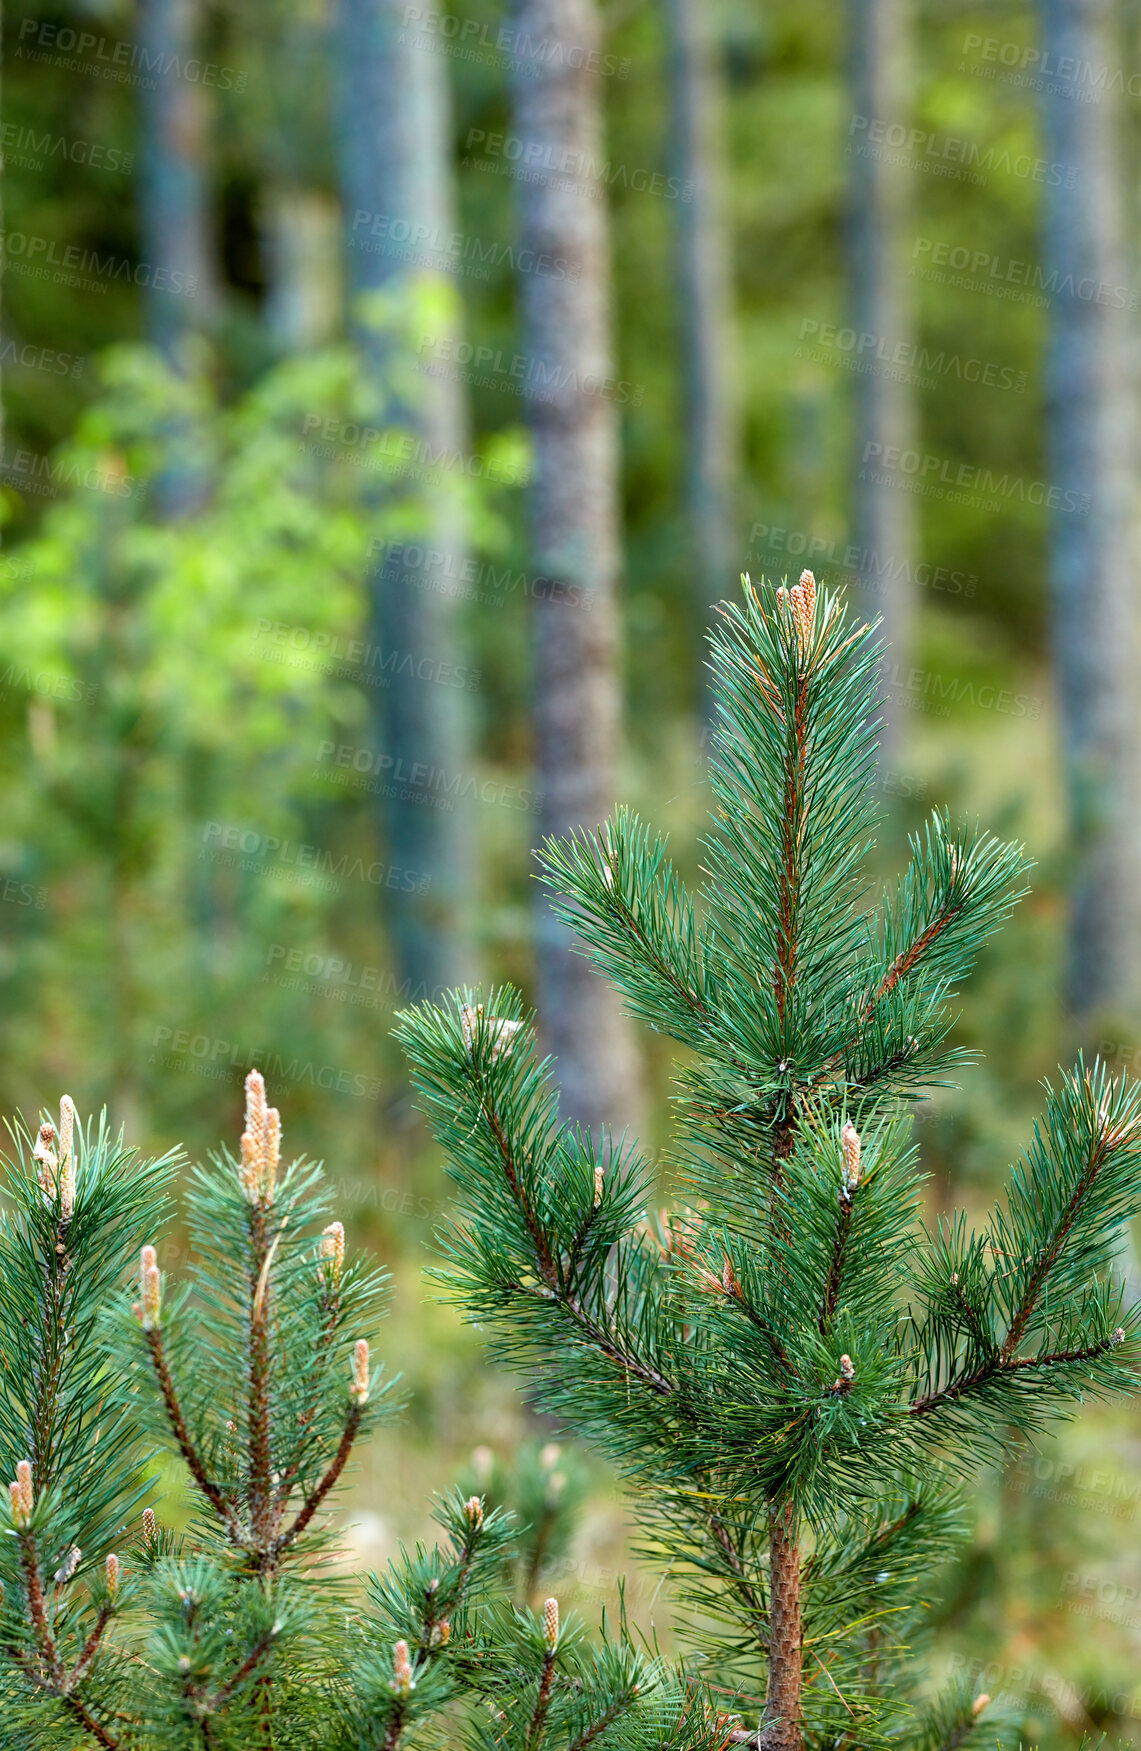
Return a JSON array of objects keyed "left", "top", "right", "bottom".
[
  {"left": 335, "top": 0, "right": 473, "bottom": 998},
  {"left": 762, "top": 1502, "right": 802, "bottom": 1750},
  {"left": 261, "top": 188, "right": 341, "bottom": 352},
  {"left": 137, "top": 0, "right": 216, "bottom": 361},
  {"left": 511, "top": 0, "right": 641, "bottom": 1133},
  {"left": 848, "top": 0, "right": 915, "bottom": 761},
  {"left": 258, "top": 4, "right": 341, "bottom": 353},
  {"left": 1040, "top": 0, "right": 1138, "bottom": 1020},
  {"left": 665, "top": 0, "right": 736, "bottom": 718}
]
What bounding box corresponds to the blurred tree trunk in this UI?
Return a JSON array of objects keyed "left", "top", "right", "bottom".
[
  {"left": 848, "top": 0, "right": 915, "bottom": 761},
  {"left": 262, "top": 188, "right": 341, "bottom": 351},
  {"left": 1040, "top": 0, "right": 1139, "bottom": 1020},
  {"left": 335, "top": 0, "right": 473, "bottom": 998},
  {"left": 137, "top": 0, "right": 217, "bottom": 360},
  {"left": 665, "top": 0, "right": 735, "bottom": 719},
  {"left": 511, "top": 0, "right": 641, "bottom": 1133},
  {"left": 259, "top": 3, "right": 341, "bottom": 352}
]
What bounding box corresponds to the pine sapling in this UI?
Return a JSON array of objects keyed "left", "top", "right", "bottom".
[{"left": 396, "top": 572, "right": 1141, "bottom": 1751}]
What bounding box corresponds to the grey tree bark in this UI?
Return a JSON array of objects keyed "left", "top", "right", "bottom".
[
  {"left": 335, "top": 0, "right": 473, "bottom": 999},
  {"left": 665, "top": 0, "right": 736, "bottom": 717},
  {"left": 257, "top": 2, "right": 342, "bottom": 352},
  {"left": 137, "top": 0, "right": 217, "bottom": 361},
  {"left": 1040, "top": 0, "right": 1139, "bottom": 1019},
  {"left": 848, "top": 0, "right": 916, "bottom": 761},
  {"left": 511, "top": 0, "right": 641, "bottom": 1133}
]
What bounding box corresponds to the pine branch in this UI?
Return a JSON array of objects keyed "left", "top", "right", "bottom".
[
  {"left": 273, "top": 1401, "right": 362, "bottom": 1558},
  {"left": 143, "top": 1328, "right": 241, "bottom": 1543}
]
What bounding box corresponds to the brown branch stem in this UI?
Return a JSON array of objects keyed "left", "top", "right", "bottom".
[{"left": 273, "top": 1400, "right": 362, "bottom": 1559}]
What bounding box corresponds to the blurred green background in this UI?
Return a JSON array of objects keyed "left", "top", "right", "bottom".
[{"left": 2, "top": 0, "right": 1140, "bottom": 1743}]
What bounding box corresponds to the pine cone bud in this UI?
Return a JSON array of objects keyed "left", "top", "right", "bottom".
[
  {"left": 33, "top": 1122, "right": 58, "bottom": 1202},
  {"left": 54, "top": 1545, "right": 82, "bottom": 1585},
  {"left": 839, "top": 1354, "right": 855, "bottom": 1379},
  {"left": 463, "top": 1495, "right": 484, "bottom": 1529},
  {"left": 350, "top": 1338, "right": 370, "bottom": 1404},
  {"left": 139, "top": 1246, "right": 161, "bottom": 1330},
  {"left": 593, "top": 1164, "right": 603, "bottom": 1208},
  {"left": 15, "top": 1460, "right": 33, "bottom": 1521},
  {"left": 143, "top": 1508, "right": 157, "bottom": 1546},
  {"left": 321, "top": 1221, "right": 345, "bottom": 1286},
  {"left": 543, "top": 1597, "right": 559, "bottom": 1649},
  {"left": 9, "top": 1481, "right": 25, "bottom": 1526},
  {"left": 240, "top": 1070, "right": 282, "bottom": 1203},
  {"left": 540, "top": 1443, "right": 560, "bottom": 1469},
  {"left": 58, "top": 1096, "right": 77, "bottom": 1221},
  {"left": 391, "top": 1639, "right": 414, "bottom": 1696},
  {"left": 1113, "top": 1327, "right": 1126, "bottom": 1345},
  {"left": 105, "top": 1553, "right": 120, "bottom": 1596},
  {"left": 972, "top": 1693, "right": 990, "bottom": 1717},
  {"left": 438, "top": 1619, "right": 450, "bottom": 1646},
  {"left": 841, "top": 1122, "right": 861, "bottom": 1192},
  {"left": 791, "top": 569, "right": 817, "bottom": 653},
  {"left": 460, "top": 1003, "right": 521, "bottom": 1062}
]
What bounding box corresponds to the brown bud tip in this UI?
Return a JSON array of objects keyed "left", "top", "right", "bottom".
[
  {"left": 543, "top": 1597, "right": 559, "bottom": 1649},
  {"left": 391, "top": 1639, "right": 414, "bottom": 1695},
  {"left": 106, "top": 1553, "right": 120, "bottom": 1596},
  {"left": 972, "top": 1693, "right": 990, "bottom": 1716},
  {"left": 321, "top": 1221, "right": 345, "bottom": 1283},
  {"left": 140, "top": 1249, "right": 161, "bottom": 1331},
  {"left": 350, "top": 1338, "right": 370, "bottom": 1404},
  {"left": 463, "top": 1494, "right": 484, "bottom": 1529},
  {"left": 841, "top": 1122, "right": 861, "bottom": 1190},
  {"left": 438, "top": 1619, "right": 450, "bottom": 1645}
]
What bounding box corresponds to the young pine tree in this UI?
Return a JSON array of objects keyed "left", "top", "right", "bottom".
[
  {"left": 0, "top": 1082, "right": 713, "bottom": 1750},
  {"left": 396, "top": 572, "right": 1141, "bottom": 1751}
]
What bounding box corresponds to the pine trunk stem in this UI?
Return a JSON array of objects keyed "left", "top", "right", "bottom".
[{"left": 761, "top": 1501, "right": 802, "bottom": 1751}]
